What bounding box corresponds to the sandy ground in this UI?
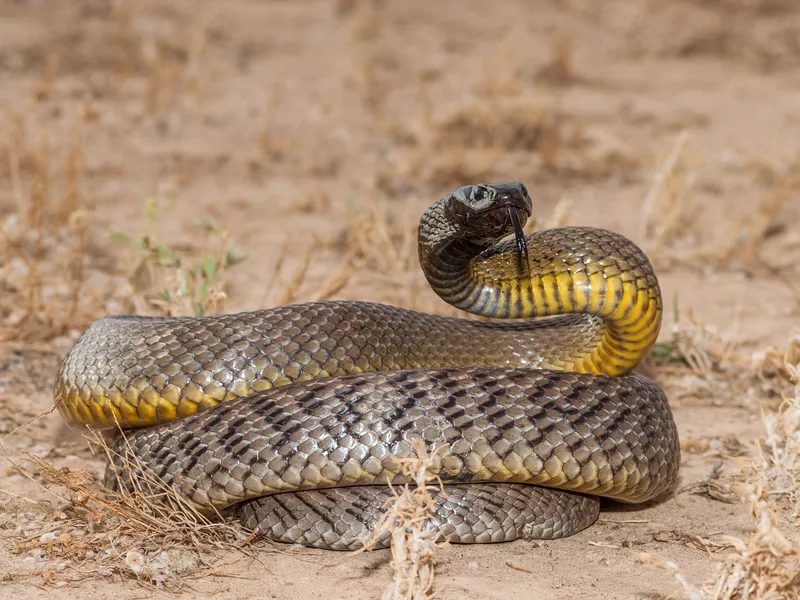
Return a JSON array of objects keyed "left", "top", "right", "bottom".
[{"left": 1, "top": 1, "right": 799, "bottom": 598}]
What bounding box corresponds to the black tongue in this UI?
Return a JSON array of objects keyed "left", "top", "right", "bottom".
[{"left": 506, "top": 203, "right": 531, "bottom": 278}]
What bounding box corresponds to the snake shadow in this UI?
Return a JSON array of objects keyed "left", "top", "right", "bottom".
[{"left": 598, "top": 485, "right": 680, "bottom": 516}]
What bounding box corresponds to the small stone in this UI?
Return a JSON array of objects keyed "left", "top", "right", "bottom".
[
  {"left": 125, "top": 550, "right": 145, "bottom": 574},
  {"left": 39, "top": 531, "right": 60, "bottom": 543}
]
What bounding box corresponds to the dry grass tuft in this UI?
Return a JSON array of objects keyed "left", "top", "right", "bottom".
[
  {"left": 757, "top": 336, "right": 800, "bottom": 520},
  {"left": 253, "top": 90, "right": 343, "bottom": 178},
  {"left": 428, "top": 97, "right": 552, "bottom": 154},
  {"left": 640, "top": 0, "right": 800, "bottom": 72},
  {"left": 341, "top": 196, "right": 421, "bottom": 304},
  {"left": 708, "top": 485, "right": 800, "bottom": 599},
  {"left": 411, "top": 96, "right": 565, "bottom": 190},
  {"left": 641, "top": 335, "right": 800, "bottom": 599},
  {"left": 0, "top": 428, "right": 247, "bottom": 590},
  {"left": 403, "top": 92, "right": 640, "bottom": 190},
  {"left": 342, "top": 0, "right": 394, "bottom": 130},
  {"left": 537, "top": 34, "right": 576, "bottom": 86},
  {"left": 0, "top": 117, "right": 105, "bottom": 343},
  {"left": 353, "top": 440, "right": 443, "bottom": 600},
  {"left": 262, "top": 236, "right": 353, "bottom": 308},
  {"left": 650, "top": 307, "right": 739, "bottom": 379},
  {"left": 639, "top": 134, "right": 799, "bottom": 279},
  {"left": 640, "top": 485, "right": 800, "bottom": 600},
  {"left": 336, "top": 193, "right": 472, "bottom": 316},
  {"left": 641, "top": 477, "right": 800, "bottom": 600},
  {"left": 716, "top": 186, "right": 795, "bottom": 275}
]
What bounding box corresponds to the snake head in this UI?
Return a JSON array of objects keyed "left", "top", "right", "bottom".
[{"left": 445, "top": 182, "right": 533, "bottom": 243}]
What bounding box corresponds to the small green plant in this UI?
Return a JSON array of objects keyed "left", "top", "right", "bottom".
[
  {"left": 111, "top": 197, "right": 246, "bottom": 317},
  {"left": 651, "top": 294, "right": 689, "bottom": 367}
]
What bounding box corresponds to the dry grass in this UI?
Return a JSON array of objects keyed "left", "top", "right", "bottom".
[
  {"left": 757, "top": 337, "right": 800, "bottom": 521},
  {"left": 340, "top": 195, "right": 427, "bottom": 307},
  {"left": 641, "top": 337, "right": 800, "bottom": 599},
  {"left": 636, "top": 130, "right": 798, "bottom": 287},
  {"left": 405, "top": 96, "right": 566, "bottom": 191},
  {"left": 348, "top": 0, "right": 388, "bottom": 118},
  {"left": 639, "top": 130, "right": 698, "bottom": 255},
  {"left": 709, "top": 486, "right": 800, "bottom": 599},
  {"left": 636, "top": 0, "right": 800, "bottom": 72},
  {"left": 1, "top": 428, "right": 247, "bottom": 590},
  {"left": 261, "top": 236, "right": 353, "bottom": 307},
  {"left": 354, "top": 441, "right": 443, "bottom": 600},
  {"left": 0, "top": 115, "right": 98, "bottom": 343},
  {"left": 642, "top": 479, "right": 800, "bottom": 600},
  {"left": 110, "top": 201, "right": 246, "bottom": 317},
  {"left": 536, "top": 34, "right": 576, "bottom": 86},
  {"left": 650, "top": 307, "right": 740, "bottom": 378},
  {"left": 254, "top": 88, "right": 344, "bottom": 178},
  {"left": 715, "top": 167, "right": 798, "bottom": 277}
]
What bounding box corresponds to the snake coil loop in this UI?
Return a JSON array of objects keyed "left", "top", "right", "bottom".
[{"left": 55, "top": 183, "right": 679, "bottom": 550}]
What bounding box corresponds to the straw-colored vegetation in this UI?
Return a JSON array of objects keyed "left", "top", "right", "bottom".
[{"left": 641, "top": 337, "right": 800, "bottom": 599}]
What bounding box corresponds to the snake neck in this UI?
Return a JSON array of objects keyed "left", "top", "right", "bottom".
[
  {"left": 419, "top": 203, "right": 491, "bottom": 294},
  {"left": 419, "top": 202, "right": 662, "bottom": 377}
]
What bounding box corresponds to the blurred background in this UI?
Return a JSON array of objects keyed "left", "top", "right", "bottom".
[{"left": 1, "top": 0, "right": 798, "bottom": 339}]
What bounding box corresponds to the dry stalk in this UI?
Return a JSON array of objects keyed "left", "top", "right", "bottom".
[
  {"left": 640, "top": 131, "right": 698, "bottom": 254},
  {"left": 275, "top": 241, "right": 314, "bottom": 307},
  {"left": 653, "top": 309, "right": 738, "bottom": 376},
  {"left": 641, "top": 335, "right": 800, "bottom": 599},
  {"left": 537, "top": 34, "right": 576, "bottom": 85},
  {"left": 639, "top": 483, "right": 800, "bottom": 600},
  {"left": 352, "top": 440, "right": 442, "bottom": 600},
  {"left": 346, "top": 199, "right": 416, "bottom": 277},
  {"left": 709, "top": 484, "right": 800, "bottom": 599},
  {"left": 0, "top": 122, "right": 100, "bottom": 342},
  {"left": 0, "top": 425, "right": 246, "bottom": 589},
  {"left": 348, "top": 0, "right": 387, "bottom": 117},
  {"left": 525, "top": 193, "right": 574, "bottom": 236},
  {"left": 261, "top": 235, "right": 353, "bottom": 307},
  {"left": 342, "top": 196, "right": 427, "bottom": 309},
  {"left": 636, "top": 551, "right": 706, "bottom": 600},
  {"left": 142, "top": 11, "right": 210, "bottom": 117},
  {"left": 259, "top": 88, "right": 291, "bottom": 162},
  {"left": 338, "top": 191, "right": 521, "bottom": 318},
  {"left": 757, "top": 336, "right": 800, "bottom": 520},
  {"left": 477, "top": 26, "right": 527, "bottom": 98}
]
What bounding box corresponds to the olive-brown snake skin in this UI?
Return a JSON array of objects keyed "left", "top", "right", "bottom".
[{"left": 55, "top": 183, "right": 680, "bottom": 550}]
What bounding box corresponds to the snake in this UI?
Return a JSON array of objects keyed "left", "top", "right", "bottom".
[{"left": 54, "top": 182, "right": 680, "bottom": 550}]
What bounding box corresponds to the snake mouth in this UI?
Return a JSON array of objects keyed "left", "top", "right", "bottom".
[
  {"left": 478, "top": 201, "right": 531, "bottom": 277},
  {"left": 479, "top": 191, "right": 532, "bottom": 220},
  {"left": 472, "top": 186, "right": 532, "bottom": 278}
]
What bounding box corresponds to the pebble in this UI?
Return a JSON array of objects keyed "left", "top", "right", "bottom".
[
  {"left": 39, "top": 531, "right": 60, "bottom": 543},
  {"left": 124, "top": 550, "right": 145, "bottom": 574}
]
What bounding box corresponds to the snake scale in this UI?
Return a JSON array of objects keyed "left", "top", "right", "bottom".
[{"left": 54, "top": 183, "right": 680, "bottom": 550}]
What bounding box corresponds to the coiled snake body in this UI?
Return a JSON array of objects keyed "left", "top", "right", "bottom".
[{"left": 55, "top": 183, "right": 679, "bottom": 550}]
